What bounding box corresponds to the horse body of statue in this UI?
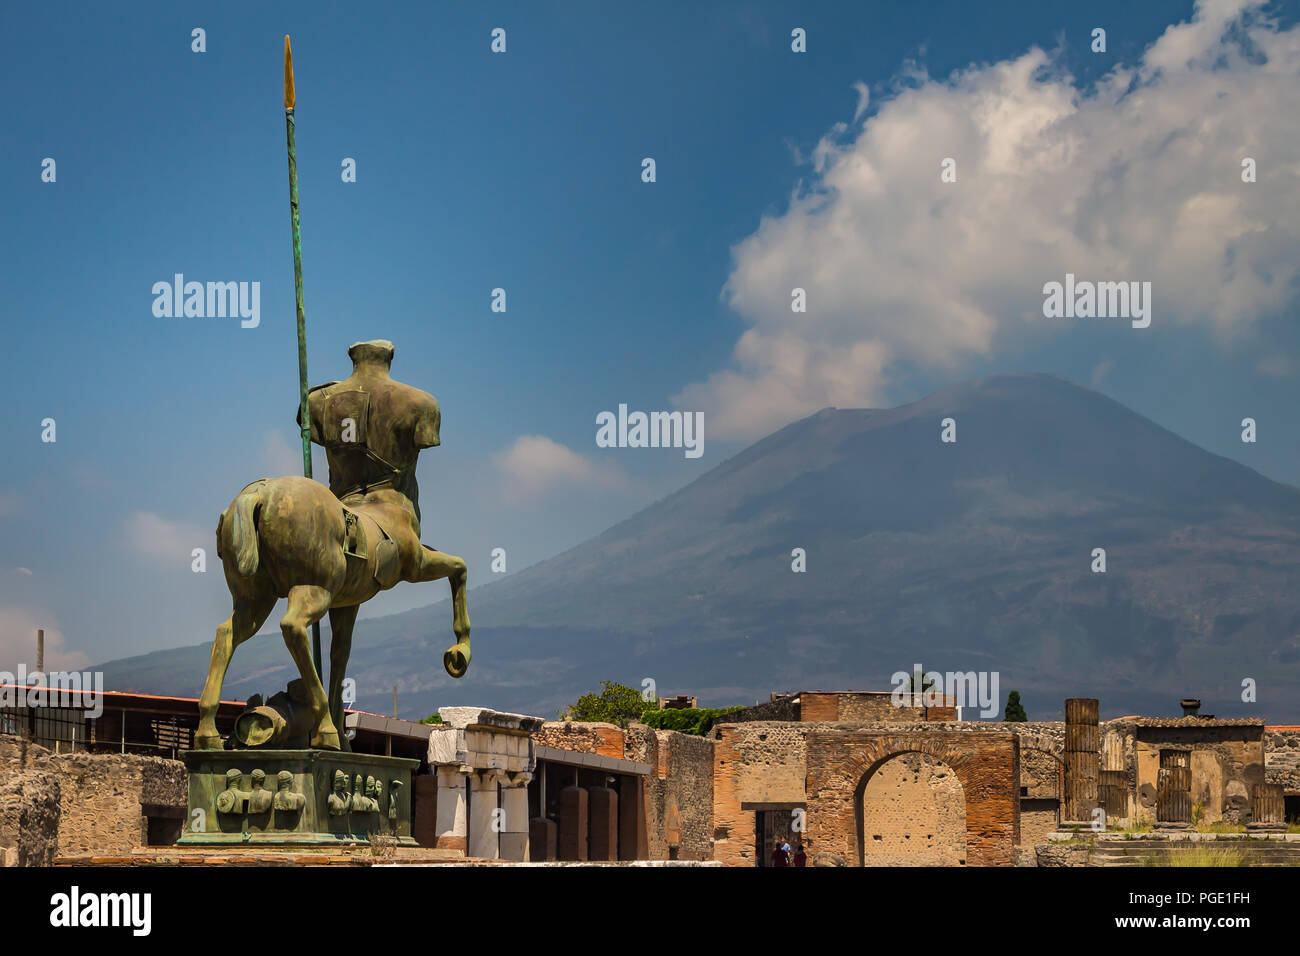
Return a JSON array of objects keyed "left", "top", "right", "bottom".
[{"left": 195, "top": 340, "right": 470, "bottom": 752}]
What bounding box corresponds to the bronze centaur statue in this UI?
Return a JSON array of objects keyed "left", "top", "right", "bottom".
[{"left": 195, "top": 340, "right": 470, "bottom": 751}]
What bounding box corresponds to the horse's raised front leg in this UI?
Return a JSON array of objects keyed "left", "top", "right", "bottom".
[
  {"left": 414, "top": 546, "right": 470, "bottom": 678},
  {"left": 327, "top": 604, "right": 358, "bottom": 753},
  {"left": 280, "top": 584, "right": 339, "bottom": 749},
  {"left": 196, "top": 594, "right": 276, "bottom": 749}
]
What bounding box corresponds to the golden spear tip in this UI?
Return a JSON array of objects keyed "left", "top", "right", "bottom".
[{"left": 283, "top": 35, "right": 295, "bottom": 110}]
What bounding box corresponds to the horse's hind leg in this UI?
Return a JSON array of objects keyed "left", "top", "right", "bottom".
[
  {"left": 196, "top": 593, "right": 276, "bottom": 749},
  {"left": 327, "top": 604, "right": 358, "bottom": 753},
  {"left": 280, "top": 584, "right": 338, "bottom": 750}
]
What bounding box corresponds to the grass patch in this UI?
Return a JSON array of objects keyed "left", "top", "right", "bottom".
[
  {"left": 1195, "top": 821, "right": 1246, "bottom": 834},
  {"left": 1140, "top": 845, "right": 1246, "bottom": 867}
]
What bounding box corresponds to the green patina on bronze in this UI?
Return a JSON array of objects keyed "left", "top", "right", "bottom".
[
  {"left": 178, "top": 749, "right": 419, "bottom": 846},
  {"left": 195, "top": 340, "right": 472, "bottom": 752}
]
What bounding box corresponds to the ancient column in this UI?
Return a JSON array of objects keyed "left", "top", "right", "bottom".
[
  {"left": 499, "top": 772, "right": 532, "bottom": 861},
  {"left": 433, "top": 766, "right": 468, "bottom": 853},
  {"left": 618, "top": 775, "right": 647, "bottom": 860},
  {"left": 557, "top": 784, "right": 589, "bottom": 861},
  {"left": 588, "top": 783, "right": 619, "bottom": 861},
  {"left": 468, "top": 769, "right": 501, "bottom": 860},
  {"left": 1063, "top": 697, "right": 1100, "bottom": 825}
]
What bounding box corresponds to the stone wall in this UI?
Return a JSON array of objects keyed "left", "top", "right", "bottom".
[
  {"left": 1265, "top": 728, "right": 1300, "bottom": 794},
  {"left": 645, "top": 729, "right": 713, "bottom": 860},
  {"left": 860, "top": 752, "right": 966, "bottom": 865},
  {"left": 0, "top": 734, "right": 186, "bottom": 861},
  {"left": 535, "top": 721, "right": 625, "bottom": 760},
  {"left": 0, "top": 738, "right": 62, "bottom": 866},
  {"left": 711, "top": 721, "right": 814, "bottom": 867},
  {"left": 712, "top": 696, "right": 800, "bottom": 726}
]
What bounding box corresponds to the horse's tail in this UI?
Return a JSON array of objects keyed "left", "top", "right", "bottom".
[{"left": 228, "top": 487, "right": 262, "bottom": 577}]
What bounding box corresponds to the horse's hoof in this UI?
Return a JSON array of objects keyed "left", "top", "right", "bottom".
[
  {"left": 443, "top": 640, "right": 471, "bottom": 679},
  {"left": 194, "top": 732, "right": 224, "bottom": 750},
  {"left": 312, "top": 729, "right": 342, "bottom": 751}
]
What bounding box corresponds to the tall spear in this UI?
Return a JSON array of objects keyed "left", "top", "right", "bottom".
[{"left": 284, "top": 35, "right": 324, "bottom": 679}]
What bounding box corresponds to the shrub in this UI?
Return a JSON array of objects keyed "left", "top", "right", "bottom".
[{"left": 641, "top": 706, "right": 746, "bottom": 736}]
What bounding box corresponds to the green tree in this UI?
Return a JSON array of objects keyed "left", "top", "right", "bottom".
[
  {"left": 419, "top": 713, "right": 444, "bottom": 725},
  {"left": 1004, "top": 690, "right": 1028, "bottom": 722},
  {"left": 563, "top": 681, "right": 659, "bottom": 726}
]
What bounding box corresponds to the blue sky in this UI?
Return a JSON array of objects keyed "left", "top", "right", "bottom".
[{"left": 1, "top": 0, "right": 1297, "bottom": 668}]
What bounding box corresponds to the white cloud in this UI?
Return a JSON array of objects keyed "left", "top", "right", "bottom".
[
  {"left": 494, "top": 435, "right": 622, "bottom": 500},
  {"left": 0, "top": 607, "right": 89, "bottom": 672},
  {"left": 125, "top": 511, "right": 208, "bottom": 565},
  {"left": 678, "top": 0, "right": 1300, "bottom": 438}
]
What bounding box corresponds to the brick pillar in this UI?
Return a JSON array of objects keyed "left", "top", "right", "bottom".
[
  {"left": 588, "top": 785, "right": 618, "bottom": 861},
  {"left": 412, "top": 774, "right": 439, "bottom": 847},
  {"left": 499, "top": 772, "right": 532, "bottom": 861},
  {"left": 529, "top": 817, "right": 557, "bottom": 861},
  {"left": 433, "top": 766, "right": 467, "bottom": 853},
  {"left": 468, "top": 770, "right": 501, "bottom": 860},
  {"left": 1063, "top": 698, "right": 1099, "bottom": 824},
  {"left": 557, "top": 785, "right": 588, "bottom": 861},
  {"left": 618, "top": 775, "right": 647, "bottom": 860}
]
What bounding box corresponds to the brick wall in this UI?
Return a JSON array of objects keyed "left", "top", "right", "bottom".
[
  {"left": 804, "top": 729, "right": 1019, "bottom": 866},
  {"left": 799, "top": 694, "right": 840, "bottom": 723}
]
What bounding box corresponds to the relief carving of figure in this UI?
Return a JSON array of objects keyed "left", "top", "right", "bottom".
[
  {"left": 272, "top": 770, "right": 307, "bottom": 812},
  {"left": 327, "top": 769, "right": 352, "bottom": 816}
]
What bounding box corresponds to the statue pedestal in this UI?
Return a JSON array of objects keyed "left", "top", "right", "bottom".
[{"left": 177, "top": 749, "right": 419, "bottom": 846}]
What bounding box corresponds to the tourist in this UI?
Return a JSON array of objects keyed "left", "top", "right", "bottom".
[{"left": 770, "top": 837, "right": 789, "bottom": 867}]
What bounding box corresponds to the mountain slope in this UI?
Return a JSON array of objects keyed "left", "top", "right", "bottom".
[{"left": 97, "top": 374, "right": 1300, "bottom": 721}]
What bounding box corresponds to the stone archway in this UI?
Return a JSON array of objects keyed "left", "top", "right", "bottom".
[
  {"left": 857, "top": 751, "right": 966, "bottom": 865},
  {"left": 804, "top": 730, "right": 1019, "bottom": 866}
]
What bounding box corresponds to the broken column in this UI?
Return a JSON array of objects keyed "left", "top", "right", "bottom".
[
  {"left": 1063, "top": 697, "right": 1100, "bottom": 825},
  {"left": 426, "top": 706, "right": 543, "bottom": 859}
]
